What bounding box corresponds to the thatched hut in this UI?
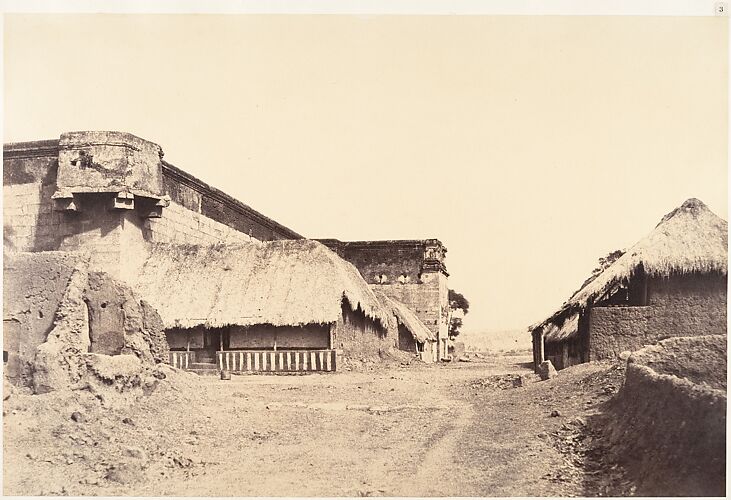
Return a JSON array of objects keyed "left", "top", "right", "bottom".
[
  {"left": 531, "top": 198, "right": 728, "bottom": 371},
  {"left": 374, "top": 290, "right": 437, "bottom": 362},
  {"left": 133, "top": 240, "right": 392, "bottom": 372}
]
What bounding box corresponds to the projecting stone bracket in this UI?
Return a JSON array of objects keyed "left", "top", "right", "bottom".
[
  {"left": 113, "top": 191, "right": 135, "bottom": 210},
  {"left": 136, "top": 195, "right": 171, "bottom": 219},
  {"left": 51, "top": 190, "right": 79, "bottom": 212},
  {"left": 51, "top": 189, "right": 171, "bottom": 218}
]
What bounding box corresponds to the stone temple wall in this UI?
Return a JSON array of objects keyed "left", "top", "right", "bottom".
[
  {"left": 320, "top": 239, "right": 450, "bottom": 358},
  {"left": 3, "top": 131, "right": 303, "bottom": 280}
]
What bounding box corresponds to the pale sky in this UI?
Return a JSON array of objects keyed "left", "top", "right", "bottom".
[{"left": 3, "top": 14, "right": 728, "bottom": 333}]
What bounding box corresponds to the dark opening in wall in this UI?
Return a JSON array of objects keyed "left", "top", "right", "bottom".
[{"left": 3, "top": 351, "right": 7, "bottom": 363}]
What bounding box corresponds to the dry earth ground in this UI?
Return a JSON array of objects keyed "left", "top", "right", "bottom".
[{"left": 3, "top": 354, "right": 633, "bottom": 496}]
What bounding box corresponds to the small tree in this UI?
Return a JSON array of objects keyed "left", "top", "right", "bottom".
[
  {"left": 580, "top": 249, "right": 625, "bottom": 289},
  {"left": 448, "top": 289, "right": 470, "bottom": 339}
]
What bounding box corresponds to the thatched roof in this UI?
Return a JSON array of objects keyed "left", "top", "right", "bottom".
[
  {"left": 374, "top": 290, "right": 436, "bottom": 343},
  {"left": 133, "top": 240, "right": 391, "bottom": 329},
  {"left": 542, "top": 313, "right": 579, "bottom": 342},
  {"left": 535, "top": 198, "right": 727, "bottom": 342}
]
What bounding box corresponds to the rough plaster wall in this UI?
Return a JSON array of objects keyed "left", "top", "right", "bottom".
[
  {"left": 646, "top": 273, "right": 727, "bottom": 336},
  {"left": 421, "top": 341, "right": 437, "bottom": 363},
  {"left": 333, "top": 306, "right": 393, "bottom": 361},
  {"left": 229, "top": 325, "right": 330, "bottom": 349},
  {"left": 145, "top": 201, "right": 258, "bottom": 245},
  {"left": 3, "top": 251, "right": 85, "bottom": 383},
  {"left": 56, "top": 131, "right": 164, "bottom": 196},
  {"left": 588, "top": 307, "right": 653, "bottom": 360},
  {"left": 589, "top": 274, "right": 727, "bottom": 360},
  {"left": 603, "top": 336, "right": 726, "bottom": 496}
]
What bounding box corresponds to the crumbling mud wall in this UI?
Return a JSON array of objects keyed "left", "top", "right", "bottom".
[
  {"left": 1, "top": 250, "right": 170, "bottom": 399},
  {"left": 3, "top": 251, "right": 88, "bottom": 384},
  {"left": 32, "top": 268, "right": 170, "bottom": 394},
  {"left": 85, "top": 272, "right": 169, "bottom": 364},
  {"left": 32, "top": 257, "right": 93, "bottom": 393},
  {"left": 589, "top": 273, "right": 727, "bottom": 360},
  {"left": 333, "top": 303, "right": 395, "bottom": 366},
  {"left": 602, "top": 335, "right": 726, "bottom": 496}
]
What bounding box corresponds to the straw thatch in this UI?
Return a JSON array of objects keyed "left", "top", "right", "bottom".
[
  {"left": 542, "top": 313, "right": 579, "bottom": 342},
  {"left": 374, "top": 290, "right": 436, "bottom": 343},
  {"left": 132, "top": 240, "right": 391, "bottom": 329},
  {"left": 535, "top": 198, "right": 727, "bottom": 341}
]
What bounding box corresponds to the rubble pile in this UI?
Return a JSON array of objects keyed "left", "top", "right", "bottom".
[{"left": 3, "top": 256, "right": 176, "bottom": 406}]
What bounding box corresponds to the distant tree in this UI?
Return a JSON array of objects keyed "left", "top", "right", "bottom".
[
  {"left": 580, "top": 249, "right": 625, "bottom": 289},
  {"left": 448, "top": 289, "right": 470, "bottom": 339}
]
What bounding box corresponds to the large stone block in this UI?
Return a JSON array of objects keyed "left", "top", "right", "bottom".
[{"left": 56, "top": 131, "right": 165, "bottom": 198}]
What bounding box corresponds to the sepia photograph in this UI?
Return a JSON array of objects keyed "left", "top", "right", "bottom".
[{"left": 2, "top": 1, "right": 728, "bottom": 497}]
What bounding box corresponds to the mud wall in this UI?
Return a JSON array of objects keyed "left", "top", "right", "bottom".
[
  {"left": 589, "top": 273, "right": 727, "bottom": 360},
  {"left": 333, "top": 304, "right": 393, "bottom": 361},
  {"left": 229, "top": 325, "right": 330, "bottom": 349},
  {"left": 85, "top": 271, "right": 170, "bottom": 364},
  {"left": 628, "top": 335, "right": 727, "bottom": 389},
  {"left": 3, "top": 251, "right": 87, "bottom": 384},
  {"left": 604, "top": 335, "right": 726, "bottom": 496},
  {"left": 3, "top": 251, "right": 170, "bottom": 389}
]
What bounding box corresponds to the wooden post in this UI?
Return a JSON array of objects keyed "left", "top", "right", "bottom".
[{"left": 539, "top": 331, "right": 545, "bottom": 363}]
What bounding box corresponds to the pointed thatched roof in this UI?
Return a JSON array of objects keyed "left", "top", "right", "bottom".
[
  {"left": 374, "top": 290, "right": 436, "bottom": 343},
  {"left": 132, "top": 240, "right": 391, "bottom": 329},
  {"left": 535, "top": 198, "right": 727, "bottom": 342}
]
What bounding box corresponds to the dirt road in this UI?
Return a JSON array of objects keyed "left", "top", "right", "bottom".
[{"left": 3, "top": 354, "right": 631, "bottom": 496}]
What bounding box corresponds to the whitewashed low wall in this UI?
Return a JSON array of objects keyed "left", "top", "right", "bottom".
[
  {"left": 217, "top": 350, "right": 337, "bottom": 372},
  {"left": 169, "top": 351, "right": 196, "bottom": 369}
]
